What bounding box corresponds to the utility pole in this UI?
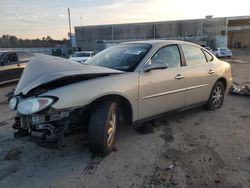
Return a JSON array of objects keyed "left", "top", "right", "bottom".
[{"left": 68, "top": 8, "right": 72, "bottom": 49}]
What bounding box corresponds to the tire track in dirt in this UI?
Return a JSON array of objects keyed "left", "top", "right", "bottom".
[{"left": 82, "top": 156, "right": 103, "bottom": 175}]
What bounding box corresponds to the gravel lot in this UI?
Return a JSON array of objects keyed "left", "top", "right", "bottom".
[{"left": 0, "top": 50, "right": 250, "bottom": 188}]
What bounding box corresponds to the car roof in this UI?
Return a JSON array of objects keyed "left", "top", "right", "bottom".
[
  {"left": 0, "top": 51, "right": 33, "bottom": 59},
  {"left": 0, "top": 50, "right": 11, "bottom": 54},
  {"left": 122, "top": 39, "right": 200, "bottom": 48},
  {"left": 0, "top": 51, "right": 14, "bottom": 57},
  {"left": 0, "top": 50, "right": 31, "bottom": 54}
]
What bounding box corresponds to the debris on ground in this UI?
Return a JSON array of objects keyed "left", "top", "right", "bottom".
[
  {"left": 229, "top": 82, "right": 250, "bottom": 96},
  {"left": 166, "top": 164, "right": 174, "bottom": 171}
]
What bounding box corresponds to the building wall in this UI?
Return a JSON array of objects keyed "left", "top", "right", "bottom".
[
  {"left": 114, "top": 24, "right": 154, "bottom": 40},
  {"left": 75, "top": 17, "right": 250, "bottom": 51},
  {"left": 228, "top": 31, "right": 250, "bottom": 48}
]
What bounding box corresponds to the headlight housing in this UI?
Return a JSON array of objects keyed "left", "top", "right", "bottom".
[
  {"left": 17, "top": 97, "right": 55, "bottom": 115},
  {"left": 9, "top": 97, "right": 18, "bottom": 110}
]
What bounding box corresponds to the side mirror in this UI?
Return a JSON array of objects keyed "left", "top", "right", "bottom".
[{"left": 144, "top": 60, "right": 168, "bottom": 72}]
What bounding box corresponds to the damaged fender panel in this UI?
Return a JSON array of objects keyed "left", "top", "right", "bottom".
[{"left": 39, "top": 72, "right": 139, "bottom": 120}]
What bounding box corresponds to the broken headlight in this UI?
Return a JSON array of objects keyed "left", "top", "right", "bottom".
[{"left": 17, "top": 97, "right": 55, "bottom": 115}]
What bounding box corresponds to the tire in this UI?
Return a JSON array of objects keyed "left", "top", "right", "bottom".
[
  {"left": 88, "top": 101, "right": 118, "bottom": 155},
  {"left": 206, "top": 81, "right": 225, "bottom": 110}
]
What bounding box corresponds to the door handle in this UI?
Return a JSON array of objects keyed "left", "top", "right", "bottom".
[
  {"left": 175, "top": 74, "right": 184, "bottom": 80},
  {"left": 208, "top": 69, "right": 215, "bottom": 74}
]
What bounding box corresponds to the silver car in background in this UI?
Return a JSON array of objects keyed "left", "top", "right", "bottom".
[
  {"left": 9, "top": 40, "right": 232, "bottom": 155},
  {"left": 213, "top": 47, "right": 232, "bottom": 58}
]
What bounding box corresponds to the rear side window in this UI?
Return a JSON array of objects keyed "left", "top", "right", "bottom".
[
  {"left": 151, "top": 45, "right": 181, "bottom": 68},
  {"left": 181, "top": 44, "right": 207, "bottom": 66}
]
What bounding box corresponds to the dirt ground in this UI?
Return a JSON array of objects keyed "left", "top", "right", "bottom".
[{"left": 0, "top": 50, "right": 250, "bottom": 188}]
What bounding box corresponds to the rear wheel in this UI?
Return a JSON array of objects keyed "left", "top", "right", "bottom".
[
  {"left": 206, "top": 81, "right": 225, "bottom": 110},
  {"left": 88, "top": 101, "right": 118, "bottom": 155}
]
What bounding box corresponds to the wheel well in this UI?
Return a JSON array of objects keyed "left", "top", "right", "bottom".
[
  {"left": 217, "top": 77, "right": 227, "bottom": 90},
  {"left": 89, "top": 94, "right": 133, "bottom": 126}
]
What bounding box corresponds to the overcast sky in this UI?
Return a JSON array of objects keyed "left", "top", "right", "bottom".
[{"left": 1, "top": 0, "right": 249, "bottom": 39}]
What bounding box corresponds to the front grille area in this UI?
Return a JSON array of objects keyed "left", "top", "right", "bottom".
[{"left": 20, "top": 115, "right": 32, "bottom": 129}]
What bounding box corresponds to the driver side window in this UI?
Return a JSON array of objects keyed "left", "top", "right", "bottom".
[{"left": 151, "top": 45, "right": 181, "bottom": 68}]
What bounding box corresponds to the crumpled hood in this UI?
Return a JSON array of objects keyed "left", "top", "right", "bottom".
[{"left": 15, "top": 54, "right": 123, "bottom": 95}]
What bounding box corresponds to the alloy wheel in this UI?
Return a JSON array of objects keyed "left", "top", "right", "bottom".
[
  {"left": 212, "top": 86, "right": 223, "bottom": 108},
  {"left": 107, "top": 111, "right": 116, "bottom": 146}
]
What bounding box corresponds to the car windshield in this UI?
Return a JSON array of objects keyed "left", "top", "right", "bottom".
[
  {"left": 72, "top": 52, "right": 91, "bottom": 57},
  {"left": 86, "top": 44, "right": 152, "bottom": 72}
]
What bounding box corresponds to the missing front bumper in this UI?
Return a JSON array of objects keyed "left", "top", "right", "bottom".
[
  {"left": 12, "top": 107, "right": 90, "bottom": 147},
  {"left": 13, "top": 110, "right": 70, "bottom": 143}
]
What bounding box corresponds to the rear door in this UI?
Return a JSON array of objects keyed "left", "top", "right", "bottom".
[
  {"left": 138, "top": 45, "right": 187, "bottom": 120},
  {"left": 180, "top": 44, "right": 213, "bottom": 106}
]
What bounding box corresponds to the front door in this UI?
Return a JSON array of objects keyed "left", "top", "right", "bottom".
[{"left": 138, "top": 45, "right": 187, "bottom": 120}]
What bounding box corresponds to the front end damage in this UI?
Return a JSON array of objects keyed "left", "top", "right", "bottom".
[
  {"left": 9, "top": 54, "right": 123, "bottom": 147},
  {"left": 12, "top": 101, "right": 89, "bottom": 146}
]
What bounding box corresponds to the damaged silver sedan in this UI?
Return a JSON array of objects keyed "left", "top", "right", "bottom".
[{"left": 9, "top": 40, "right": 232, "bottom": 155}]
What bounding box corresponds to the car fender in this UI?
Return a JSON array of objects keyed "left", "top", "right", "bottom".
[
  {"left": 40, "top": 73, "right": 139, "bottom": 121},
  {"left": 208, "top": 60, "right": 232, "bottom": 92}
]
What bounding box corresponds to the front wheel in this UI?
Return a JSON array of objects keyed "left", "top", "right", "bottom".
[
  {"left": 206, "top": 81, "right": 225, "bottom": 110},
  {"left": 88, "top": 101, "right": 118, "bottom": 155}
]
